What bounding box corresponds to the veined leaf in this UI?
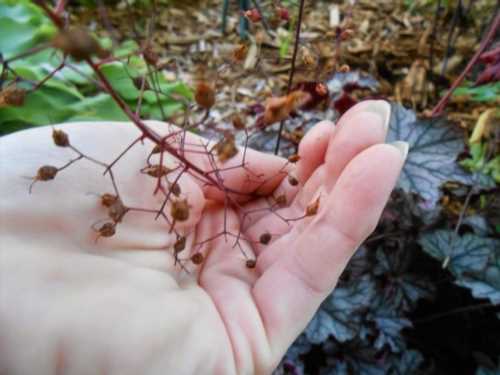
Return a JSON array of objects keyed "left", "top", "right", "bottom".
[
  {"left": 418, "top": 230, "right": 496, "bottom": 277},
  {"left": 387, "top": 104, "right": 477, "bottom": 208},
  {"left": 305, "top": 276, "right": 376, "bottom": 343}
]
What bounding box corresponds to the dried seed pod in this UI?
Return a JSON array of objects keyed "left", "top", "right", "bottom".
[
  {"left": 142, "top": 45, "right": 159, "bottom": 66},
  {"left": 275, "top": 194, "right": 287, "bottom": 206},
  {"left": 259, "top": 232, "right": 272, "bottom": 245},
  {"left": 276, "top": 6, "right": 290, "bottom": 21},
  {"left": 337, "top": 64, "right": 350, "bottom": 73},
  {"left": 232, "top": 114, "right": 245, "bottom": 130},
  {"left": 174, "top": 236, "right": 186, "bottom": 253},
  {"left": 195, "top": 82, "right": 215, "bottom": 110},
  {"left": 306, "top": 197, "right": 320, "bottom": 216},
  {"left": 142, "top": 164, "right": 170, "bottom": 178},
  {"left": 98, "top": 222, "right": 116, "bottom": 237},
  {"left": 37, "top": 165, "right": 58, "bottom": 181},
  {"left": 288, "top": 175, "right": 299, "bottom": 186},
  {"left": 52, "top": 129, "right": 70, "bottom": 147},
  {"left": 101, "top": 193, "right": 118, "bottom": 207},
  {"left": 108, "top": 199, "right": 128, "bottom": 223},
  {"left": 244, "top": 8, "right": 262, "bottom": 22},
  {"left": 262, "top": 91, "right": 311, "bottom": 126},
  {"left": 171, "top": 199, "right": 190, "bottom": 222},
  {"left": 288, "top": 154, "right": 300, "bottom": 163},
  {"left": 215, "top": 135, "right": 239, "bottom": 163},
  {"left": 246, "top": 259, "right": 257, "bottom": 269},
  {"left": 52, "top": 27, "right": 108, "bottom": 61},
  {"left": 340, "top": 29, "right": 354, "bottom": 41},
  {"left": 170, "top": 182, "right": 182, "bottom": 197},
  {"left": 151, "top": 144, "right": 162, "bottom": 154},
  {"left": 191, "top": 252, "right": 204, "bottom": 265},
  {"left": 0, "top": 86, "right": 26, "bottom": 107},
  {"left": 232, "top": 44, "right": 248, "bottom": 62}
]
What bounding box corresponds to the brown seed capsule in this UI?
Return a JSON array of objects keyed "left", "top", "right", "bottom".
[
  {"left": 232, "top": 114, "right": 245, "bottom": 130},
  {"left": 0, "top": 86, "right": 26, "bottom": 107},
  {"left": 215, "top": 135, "right": 239, "bottom": 162},
  {"left": 174, "top": 236, "right": 186, "bottom": 253},
  {"left": 98, "top": 222, "right": 116, "bottom": 237},
  {"left": 275, "top": 194, "right": 287, "bottom": 206},
  {"left": 195, "top": 82, "right": 215, "bottom": 110},
  {"left": 171, "top": 199, "right": 190, "bottom": 222},
  {"left": 340, "top": 29, "right": 354, "bottom": 41},
  {"left": 170, "top": 182, "right": 182, "bottom": 197},
  {"left": 52, "top": 129, "right": 70, "bottom": 147},
  {"left": 288, "top": 175, "right": 299, "bottom": 186},
  {"left": 306, "top": 197, "right": 320, "bottom": 216},
  {"left": 142, "top": 164, "right": 170, "bottom": 178},
  {"left": 259, "top": 232, "right": 272, "bottom": 245},
  {"left": 244, "top": 8, "right": 262, "bottom": 22},
  {"left": 101, "top": 193, "right": 118, "bottom": 207},
  {"left": 37, "top": 165, "right": 58, "bottom": 181},
  {"left": 337, "top": 64, "right": 350, "bottom": 73},
  {"left": 142, "top": 45, "right": 159, "bottom": 66},
  {"left": 288, "top": 154, "right": 301, "bottom": 163},
  {"left": 108, "top": 199, "right": 128, "bottom": 223},
  {"left": 246, "top": 259, "right": 257, "bottom": 268},
  {"left": 191, "top": 252, "right": 204, "bottom": 265},
  {"left": 151, "top": 144, "right": 162, "bottom": 154},
  {"left": 52, "top": 27, "right": 108, "bottom": 61}
]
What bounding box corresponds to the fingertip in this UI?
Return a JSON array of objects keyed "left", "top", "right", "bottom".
[{"left": 296, "top": 120, "right": 335, "bottom": 183}]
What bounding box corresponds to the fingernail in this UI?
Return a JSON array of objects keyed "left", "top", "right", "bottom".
[
  {"left": 390, "top": 141, "right": 409, "bottom": 160},
  {"left": 361, "top": 100, "right": 391, "bottom": 133}
]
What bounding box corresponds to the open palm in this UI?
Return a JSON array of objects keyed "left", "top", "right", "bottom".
[{"left": 0, "top": 101, "right": 406, "bottom": 375}]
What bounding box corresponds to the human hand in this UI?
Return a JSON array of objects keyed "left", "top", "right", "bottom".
[{"left": 0, "top": 100, "right": 407, "bottom": 375}]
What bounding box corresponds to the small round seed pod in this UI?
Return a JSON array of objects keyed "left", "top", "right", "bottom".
[
  {"left": 171, "top": 199, "right": 190, "bottom": 222},
  {"left": 1, "top": 86, "right": 26, "bottom": 107},
  {"left": 191, "top": 252, "right": 204, "bottom": 265},
  {"left": 52, "top": 27, "right": 108, "bottom": 61},
  {"left": 306, "top": 197, "right": 320, "bottom": 216},
  {"left": 37, "top": 165, "right": 58, "bottom": 181},
  {"left": 245, "top": 259, "right": 257, "bottom": 269},
  {"left": 142, "top": 165, "right": 170, "bottom": 178},
  {"left": 259, "top": 232, "right": 272, "bottom": 245},
  {"left": 170, "top": 182, "right": 182, "bottom": 197},
  {"left": 52, "top": 129, "right": 70, "bottom": 147},
  {"left": 98, "top": 222, "right": 116, "bottom": 237},
  {"left": 288, "top": 175, "right": 299, "bottom": 186},
  {"left": 174, "top": 236, "right": 186, "bottom": 253},
  {"left": 232, "top": 114, "right": 246, "bottom": 130},
  {"left": 108, "top": 199, "right": 128, "bottom": 223},
  {"left": 195, "top": 82, "right": 215, "bottom": 110},
  {"left": 101, "top": 193, "right": 118, "bottom": 207},
  {"left": 275, "top": 194, "right": 287, "bottom": 207}
]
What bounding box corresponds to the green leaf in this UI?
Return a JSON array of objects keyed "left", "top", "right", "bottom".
[
  {"left": 453, "top": 83, "right": 500, "bottom": 103},
  {"left": 99, "top": 63, "right": 140, "bottom": 101},
  {"left": 66, "top": 94, "right": 129, "bottom": 122},
  {"left": 0, "top": 0, "right": 56, "bottom": 58}
]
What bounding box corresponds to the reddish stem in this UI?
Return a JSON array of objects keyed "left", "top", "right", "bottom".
[{"left": 431, "top": 13, "right": 500, "bottom": 117}]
